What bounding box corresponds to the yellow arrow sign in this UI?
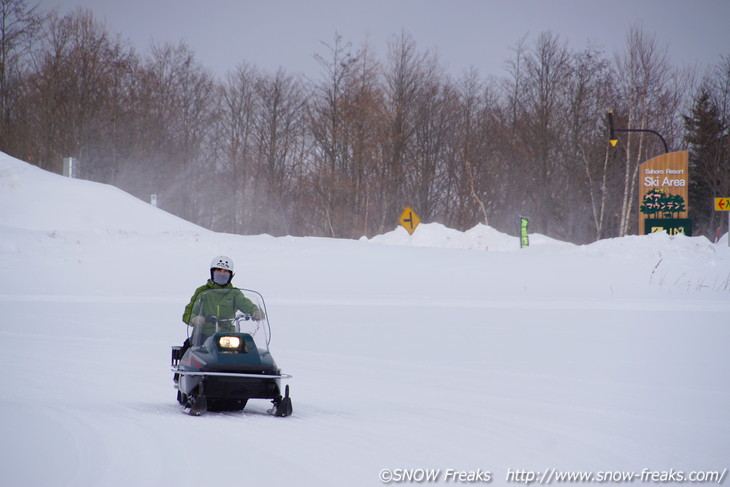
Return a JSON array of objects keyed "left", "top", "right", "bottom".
[
  {"left": 715, "top": 197, "right": 730, "bottom": 211},
  {"left": 398, "top": 206, "right": 421, "bottom": 235}
]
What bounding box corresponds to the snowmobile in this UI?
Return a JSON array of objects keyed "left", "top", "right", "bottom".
[{"left": 171, "top": 287, "right": 292, "bottom": 417}]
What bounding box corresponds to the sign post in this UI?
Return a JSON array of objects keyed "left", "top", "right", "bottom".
[
  {"left": 398, "top": 206, "right": 421, "bottom": 235},
  {"left": 715, "top": 197, "right": 730, "bottom": 246},
  {"left": 63, "top": 157, "right": 77, "bottom": 178}
]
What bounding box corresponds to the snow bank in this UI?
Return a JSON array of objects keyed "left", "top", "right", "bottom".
[
  {"left": 0, "top": 153, "right": 205, "bottom": 234},
  {"left": 366, "top": 221, "right": 572, "bottom": 251}
]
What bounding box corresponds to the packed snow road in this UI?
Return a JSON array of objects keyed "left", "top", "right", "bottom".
[{"left": 2, "top": 295, "right": 728, "bottom": 487}]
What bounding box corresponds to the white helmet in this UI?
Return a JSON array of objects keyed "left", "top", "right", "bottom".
[
  {"left": 210, "top": 255, "right": 234, "bottom": 272},
  {"left": 210, "top": 255, "right": 234, "bottom": 286}
]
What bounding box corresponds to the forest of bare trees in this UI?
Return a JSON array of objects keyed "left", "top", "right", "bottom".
[{"left": 1, "top": 1, "right": 728, "bottom": 243}]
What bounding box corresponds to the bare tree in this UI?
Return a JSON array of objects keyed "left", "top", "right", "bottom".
[
  {"left": 213, "top": 63, "right": 258, "bottom": 231},
  {"left": 336, "top": 40, "right": 383, "bottom": 236},
  {"left": 20, "top": 8, "right": 135, "bottom": 177},
  {"left": 502, "top": 34, "right": 528, "bottom": 130},
  {"left": 408, "top": 65, "right": 454, "bottom": 223},
  {"left": 382, "top": 31, "right": 439, "bottom": 227},
  {"left": 611, "top": 24, "right": 684, "bottom": 236},
  {"left": 503, "top": 32, "right": 573, "bottom": 236},
  {"left": 252, "top": 68, "right": 308, "bottom": 234},
  {"left": 448, "top": 69, "right": 494, "bottom": 228},
  {"left": 567, "top": 44, "right": 613, "bottom": 241},
  {"left": 307, "top": 34, "right": 389, "bottom": 237},
  {"left": 131, "top": 41, "right": 215, "bottom": 222},
  {"left": 0, "top": 0, "right": 40, "bottom": 151},
  {"left": 307, "top": 33, "right": 356, "bottom": 236}
]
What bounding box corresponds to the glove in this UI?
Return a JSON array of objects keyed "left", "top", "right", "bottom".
[
  {"left": 191, "top": 315, "right": 205, "bottom": 326},
  {"left": 252, "top": 309, "right": 265, "bottom": 321}
]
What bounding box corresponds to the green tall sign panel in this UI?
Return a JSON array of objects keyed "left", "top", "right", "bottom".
[{"left": 520, "top": 217, "right": 529, "bottom": 248}]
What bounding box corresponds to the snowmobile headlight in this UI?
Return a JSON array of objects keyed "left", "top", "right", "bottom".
[{"left": 218, "top": 336, "right": 241, "bottom": 349}]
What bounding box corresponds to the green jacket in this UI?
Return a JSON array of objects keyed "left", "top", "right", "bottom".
[{"left": 182, "top": 281, "right": 258, "bottom": 324}]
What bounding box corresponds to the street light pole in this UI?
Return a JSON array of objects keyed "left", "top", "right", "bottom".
[{"left": 607, "top": 111, "right": 669, "bottom": 153}]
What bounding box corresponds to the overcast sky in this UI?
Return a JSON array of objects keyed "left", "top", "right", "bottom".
[{"left": 43, "top": 0, "right": 730, "bottom": 80}]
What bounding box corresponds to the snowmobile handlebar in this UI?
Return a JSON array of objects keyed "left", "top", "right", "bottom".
[{"left": 203, "top": 314, "right": 251, "bottom": 323}]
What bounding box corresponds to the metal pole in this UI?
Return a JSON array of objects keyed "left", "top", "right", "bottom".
[
  {"left": 615, "top": 128, "right": 669, "bottom": 154},
  {"left": 606, "top": 111, "right": 669, "bottom": 153},
  {"left": 63, "top": 157, "right": 76, "bottom": 178}
]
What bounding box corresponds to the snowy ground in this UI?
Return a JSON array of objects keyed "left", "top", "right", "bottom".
[{"left": 1, "top": 153, "right": 729, "bottom": 487}]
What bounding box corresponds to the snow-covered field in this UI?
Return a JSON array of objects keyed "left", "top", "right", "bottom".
[{"left": 1, "top": 152, "right": 729, "bottom": 487}]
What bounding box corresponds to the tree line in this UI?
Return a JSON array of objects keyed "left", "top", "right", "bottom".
[{"left": 1, "top": 1, "right": 728, "bottom": 243}]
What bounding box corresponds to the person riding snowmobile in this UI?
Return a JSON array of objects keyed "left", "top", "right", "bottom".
[{"left": 180, "top": 255, "right": 264, "bottom": 350}]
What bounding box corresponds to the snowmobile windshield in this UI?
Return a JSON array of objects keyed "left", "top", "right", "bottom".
[{"left": 187, "top": 288, "right": 272, "bottom": 352}]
